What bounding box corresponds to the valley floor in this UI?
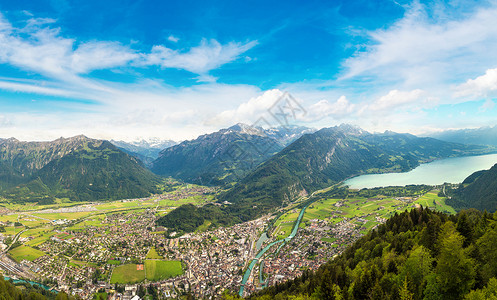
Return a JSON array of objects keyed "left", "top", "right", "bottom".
[{"left": 0, "top": 184, "right": 454, "bottom": 299}]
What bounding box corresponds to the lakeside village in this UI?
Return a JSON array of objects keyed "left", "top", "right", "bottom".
[{"left": 0, "top": 191, "right": 425, "bottom": 299}]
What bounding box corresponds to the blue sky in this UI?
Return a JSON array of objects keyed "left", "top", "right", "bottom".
[{"left": 0, "top": 0, "right": 496, "bottom": 141}]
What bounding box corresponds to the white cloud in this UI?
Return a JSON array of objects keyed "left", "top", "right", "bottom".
[
  {"left": 343, "top": 1, "right": 497, "bottom": 89},
  {"left": 479, "top": 98, "right": 495, "bottom": 111},
  {"left": 0, "top": 15, "right": 137, "bottom": 79},
  {"left": 0, "top": 81, "right": 263, "bottom": 141},
  {"left": 368, "top": 89, "right": 427, "bottom": 111},
  {"left": 454, "top": 68, "right": 497, "bottom": 98},
  {"left": 0, "top": 79, "right": 75, "bottom": 97},
  {"left": 71, "top": 41, "right": 138, "bottom": 73},
  {"left": 143, "top": 39, "right": 258, "bottom": 75},
  {"left": 0, "top": 12, "right": 256, "bottom": 82},
  {"left": 0, "top": 11, "right": 262, "bottom": 141},
  {"left": 167, "top": 35, "right": 179, "bottom": 43},
  {"left": 304, "top": 96, "right": 355, "bottom": 122},
  {"left": 208, "top": 89, "right": 284, "bottom": 127},
  {"left": 0, "top": 115, "right": 11, "bottom": 127}
]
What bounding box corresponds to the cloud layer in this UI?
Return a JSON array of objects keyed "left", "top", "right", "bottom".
[
  {"left": 1, "top": 1, "right": 497, "bottom": 141},
  {"left": 0, "top": 13, "right": 256, "bottom": 81}
]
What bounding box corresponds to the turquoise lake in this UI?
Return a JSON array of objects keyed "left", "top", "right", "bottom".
[{"left": 344, "top": 153, "right": 497, "bottom": 189}]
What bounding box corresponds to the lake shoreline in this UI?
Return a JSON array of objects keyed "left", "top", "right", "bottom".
[{"left": 345, "top": 153, "right": 497, "bottom": 189}]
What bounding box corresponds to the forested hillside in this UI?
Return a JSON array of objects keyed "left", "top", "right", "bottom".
[
  {"left": 219, "top": 125, "right": 490, "bottom": 221},
  {"left": 251, "top": 207, "right": 497, "bottom": 300},
  {"left": 448, "top": 163, "right": 497, "bottom": 212}
]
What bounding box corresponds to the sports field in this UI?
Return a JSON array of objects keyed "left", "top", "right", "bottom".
[
  {"left": 110, "top": 260, "right": 183, "bottom": 283},
  {"left": 144, "top": 260, "right": 183, "bottom": 281},
  {"left": 110, "top": 264, "right": 145, "bottom": 284}
]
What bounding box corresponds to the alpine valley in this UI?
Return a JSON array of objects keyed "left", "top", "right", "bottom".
[{"left": 2, "top": 122, "right": 497, "bottom": 300}]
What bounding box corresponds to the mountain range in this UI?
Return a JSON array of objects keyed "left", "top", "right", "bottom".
[
  {"left": 158, "top": 124, "right": 493, "bottom": 231},
  {"left": 1, "top": 123, "right": 495, "bottom": 209},
  {"left": 429, "top": 125, "right": 497, "bottom": 146},
  {"left": 110, "top": 139, "right": 177, "bottom": 166},
  {"left": 151, "top": 123, "right": 314, "bottom": 185},
  {"left": 0, "top": 135, "right": 160, "bottom": 203}
]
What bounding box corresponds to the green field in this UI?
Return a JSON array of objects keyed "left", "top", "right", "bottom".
[
  {"left": 321, "top": 237, "right": 337, "bottom": 243},
  {"left": 195, "top": 220, "right": 212, "bottom": 233},
  {"left": 304, "top": 196, "right": 405, "bottom": 221},
  {"left": 23, "top": 229, "right": 55, "bottom": 247},
  {"left": 110, "top": 261, "right": 183, "bottom": 283},
  {"left": 145, "top": 247, "right": 162, "bottom": 259},
  {"left": 273, "top": 211, "right": 300, "bottom": 239},
  {"left": 415, "top": 191, "right": 456, "bottom": 214},
  {"left": 110, "top": 264, "right": 145, "bottom": 284},
  {"left": 67, "top": 215, "right": 106, "bottom": 230},
  {"left": 144, "top": 260, "right": 183, "bottom": 281},
  {"left": 33, "top": 211, "right": 94, "bottom": 220},
  {"left": 158, "top": 195, "right": 214, "bottom": 207},
  {"left": 9, "top": 245, "right": 46, "bottom": 262},
  {"left": 69, "top": 259, "right": 96, "bottom": 268},
  {"left": 95, "top": 200, "right": 156, "bottom": 211}
]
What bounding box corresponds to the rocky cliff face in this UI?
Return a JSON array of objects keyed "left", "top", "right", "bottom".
[{"left": 151, "top": 123, "right": 313, "bottom": 185}]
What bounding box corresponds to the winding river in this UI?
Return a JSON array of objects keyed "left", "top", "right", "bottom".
[{"left": 239, "top": 203, "right": 310, "bottom": 297}]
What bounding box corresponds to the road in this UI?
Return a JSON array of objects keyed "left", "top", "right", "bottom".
[{"left": 2, "top": 228, "right": 28, "bottom": 255}]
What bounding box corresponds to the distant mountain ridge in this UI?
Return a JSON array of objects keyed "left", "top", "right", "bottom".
[
  {"left": 429, "top": 125, "right": 497, "bottom": 146},
  {"left": 151, "top": 123, "right": 314, "bottom": 185},
  {"left": 218, "top": 124, "right": 492, "bottom": 220},
  {"left": 110, "top": 139, "right": 177, "bottom": 166},
  {"left": 0, "top": 135, "right": 160, "bottom": 203}
]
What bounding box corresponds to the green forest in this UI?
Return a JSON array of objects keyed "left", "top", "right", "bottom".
[{"left": 248, "top": 207, "right": 497, "bottom": 300}]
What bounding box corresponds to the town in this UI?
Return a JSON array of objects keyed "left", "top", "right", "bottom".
[{"left": 0, "top": 186, "right": 449, "bottom": 299}]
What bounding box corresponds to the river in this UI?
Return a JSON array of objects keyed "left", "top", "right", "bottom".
[
  {"left": 344, "top": 153, "right": 497, "bottom": 189},
  {"left": 3, "top": 276, "right": 55, "bottom": 292},
  {"left": 239, "top": 202, "right": 311, "bottom": 297}
]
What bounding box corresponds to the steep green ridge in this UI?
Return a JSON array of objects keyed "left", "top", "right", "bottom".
[
  {"left": 448, "top": 164, "right": 497, "bottom": 212},
  {"left": 252, "top": 208, "right": 497, "bottom": 300},
  {"left": 0, "top": 136, "right": 160, "bottom": 203},
  {"left": 151, "top": 124, "right": 285, "bottom": 185},
  {"left": 219, "top": 124, "right": 490, "bottom": 221}
]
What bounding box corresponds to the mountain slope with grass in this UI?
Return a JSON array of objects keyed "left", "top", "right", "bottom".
[{"left": 0, "top": 136, "right": 160, "bottom": 203}]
